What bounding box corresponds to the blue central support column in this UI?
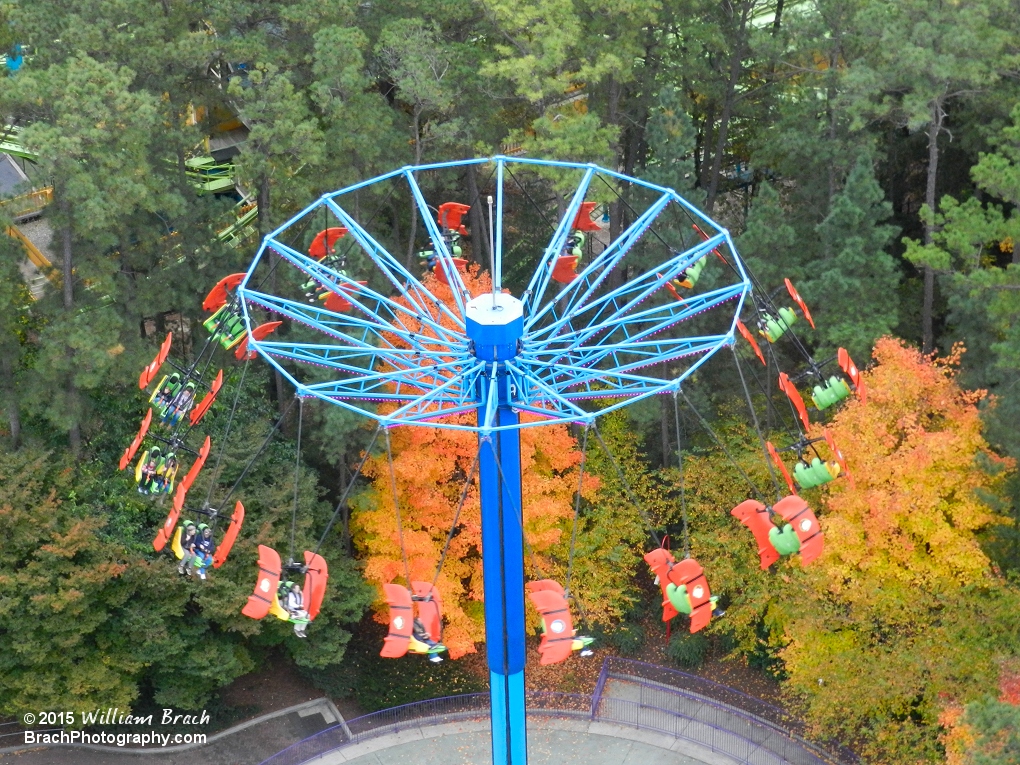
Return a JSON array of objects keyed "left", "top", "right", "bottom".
[{"left": 466, "top": 292, "right": 527, "bottom": 765}]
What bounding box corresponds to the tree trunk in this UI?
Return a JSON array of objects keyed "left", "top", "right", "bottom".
[
  {"left": 705, "top": 26, "right": 747, "bottom": 214},
  {"left": 699, "top": 102, "right": 716, "bottom": 191},
  {"left": 466, "top": 165, "right": 486, "bottom": 267},
  {"left": 922, "top": 99, "right": 944, "bottom": 353}
]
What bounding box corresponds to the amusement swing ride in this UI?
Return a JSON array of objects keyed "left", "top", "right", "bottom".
[{"left": 120, "top": 155, "right": 867, "bottom": 765}]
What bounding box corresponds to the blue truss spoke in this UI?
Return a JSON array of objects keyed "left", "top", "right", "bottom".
[
  {"left": 523, "top": 361, "right": 666, "bottom": 391},
  {"left": 549, "top": 337, "right": 726, "bottom": 379},
  {"left": 261, "top": 348, "right": 467, "bottom": 391},
  {"left": 385, "top": 363, "right": 486, "bottom": 421},
  {"left": 506, "top": 362, "right": 590, "bottom": 418},
  {"left": 245, "top": 289, "right": 465, "bottom": 356},
  {"left": 533, "top": 282, "right": 741, "bottom": 356},
  {"left": 264, "top": 239, "right": 463, "bottom": 346},
  {"left": 576, "top": 291, "right": 739, "bottom": 357},
  {"left": 258, "top": 341, "right": 468, "bottom": 364},
  {"left": 529, "top": 234, "right": 723, "bottom": 342},
  {"left": 525, "top": 191, "right": 674, "bottom": 333},
  {"left": 322, "top": 197, "right": 465, "bottom": 332},
  {"left": 521, "top": 167, "right": 596, "bottom": 315},
  {"left": 405, "top": 169, "right": 470, "bottom": 318},
  {"left": 558, "top": 237, "right": 724, "bottom": 340}
]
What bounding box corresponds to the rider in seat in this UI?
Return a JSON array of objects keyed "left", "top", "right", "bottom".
[
  {"left": 188, "top": 524, "right": 217, "bottom": 580},
  {"left": 412, "top": 617, "right": 443, "bottom": 663},
  {"left": 282, "top": 581, "right": 309, "bottom": 638}
]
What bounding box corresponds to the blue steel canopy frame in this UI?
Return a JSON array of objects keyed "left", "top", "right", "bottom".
[
  {"left": 236, "top": 156, "right": 752, "bottom": 765},
  {"left": 236, "top": 156, "right": 753, "bottom": 432}
]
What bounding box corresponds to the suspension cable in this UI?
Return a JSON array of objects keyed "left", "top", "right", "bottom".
[
  {"left": 385, "top": 428, "right": 413, "bottom": 588},
  {"left": 218, "top": 396, "right": 297, "bottom": 510},
  {"left": 732, "top": 345, "right": 785, "bottom": 500},
  {"left": 564, "top": 425, "right": 589, "bottom": 595},
  {"left": 431, "top": 449, "right": 482, "bottom": 589},
  {"left": 202, "top": 358, "right": 251, "bottom": 509},
  {"left": 676, "top": 387, "right": 766, "bottom": 502},
  {"left": 588, "top": 424, "right": 662, "bottom": 548},
  {"left": 671, "top": 394, "right": 691, "bottom": 559},
  {"left": 311, "top": 424, "right": 383, "bottom": 557},
  {"left": 290, "top": 397, "right": 304, "bottom": 563}
]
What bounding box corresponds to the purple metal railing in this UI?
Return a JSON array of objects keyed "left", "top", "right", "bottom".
[
  {"left": 259, "top": 689, "right": 853, "bottom": 765},
  {"left": 597, "top": 657, "right": 856, "bottom": 765}
]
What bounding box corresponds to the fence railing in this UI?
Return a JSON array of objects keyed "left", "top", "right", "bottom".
[
  {"left": 596, "top": 658, "right": 855, "bottom": 765},
  {"left": 259, "top": 683, "right": 853, "bottom": 765}
]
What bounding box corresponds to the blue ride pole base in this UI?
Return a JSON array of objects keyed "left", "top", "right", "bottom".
[{"left": 471, "top": 292, "right": 528, "bottom": 765}]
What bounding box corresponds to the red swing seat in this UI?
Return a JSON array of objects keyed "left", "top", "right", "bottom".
[
  {"left": 526, "top": 579, "right": 576, "bottom": 665},
  {"left": 242, "top": 546, "right": 283, "bottom": 620}
]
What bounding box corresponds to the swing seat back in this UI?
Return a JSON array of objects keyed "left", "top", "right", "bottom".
[
  {"left": 303, "top": 551, "right": 329, "bottom": 620},
  {"left": 731, "top": 499, "right": 781, "bottom": 570},
  {"left": 551, "top": 255, "right": 580, "bottom": 284},
  {"left": 794, "top": 458, "right": 838, "bottom": 490},
  {"left": 202, "top": 273, "right": 245, "bottom": 312},
  {"left": 571, "top": 201, "right": 601, "bottom": 232},
  {"left": 269, "top": 592, "right": 291, "bottom": 622},
  {"left": 438, "top": 202, "right": 471, "bottom": 235},
  {"left": 171, "top": 526, "right": 184, "bottom": 559},
  {"left": 526, "top": 580, "right": 576, "bottom": 666},
  {"left": 242, "top": 545, "right": 282, "bottom": 620},
  {"left": 670, "top": 558, "right": 714, "bottom": 634},
  {"left": 234, "top": 321, "right": 283, "bottom": 362},
  {"left": 684, "top": 255, "right": 707, "bottom": 288},
  {"left": 643, "top": 548, "right": 679, "bottom": 622},
  {"left": 381, "top": 584, "right": 414, "bottom": 658},
  {"left": 811, "top": 376, "right": 851, "bottom": 410},
  {"left": 773, "top": 496, "right": 823, "bottom": 566},
  {"left": 212, "top": 501, "right": 245, "bottom": 569},
  {"left": 761, "top": 312, "right": 792, "bottom": 343},
  {"left": 138, "top": 333, "right": 173, "bottom": 390},
  {"left": 309, "top": 227, "right": 348, "bottom": 260},
  {"left": 190, "top": 370, "right": 224, "bottom": 425},
  {"left": 837, "top": 347, "right": 867, "bottom": 404},
  {"left": 432, "top": 257, "right": 468, "bottom": 286},
  {"left": 153, "top": 503, "right": 181, "bottom": 553}
]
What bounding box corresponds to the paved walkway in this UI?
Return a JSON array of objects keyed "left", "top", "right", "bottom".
[
  {"left": 0, "top": 699, "right": 342, "bottom": 765},
  {"left": 317, "top": 717, "right": 738, "bottom": 765}
]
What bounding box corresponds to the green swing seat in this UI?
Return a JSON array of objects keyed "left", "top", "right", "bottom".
[
  {"left": 203, "top": 305, "right": 246, "bottom": 349},
  {"left": 811, "top": 376, "right": 851, "bottom": 410},
  {"left": 761, "top": 306, "right": 798, "bottom": 343},
  {"left": 793, "top": 457, "right": 838, "bottom": 490}
]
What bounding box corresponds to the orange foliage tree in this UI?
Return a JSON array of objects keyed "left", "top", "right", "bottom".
[
  {"left": 776, "top": 337, "right": 1019, "bottom": 764},
  {"left": 350, "top": 265, "right": 594, "bottom": 658}
]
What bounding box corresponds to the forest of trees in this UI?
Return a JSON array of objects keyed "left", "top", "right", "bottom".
[{"left": 1, "top": 0, "right": 1019, "bottom": 763}]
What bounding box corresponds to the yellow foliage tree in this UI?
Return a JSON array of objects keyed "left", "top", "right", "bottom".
[{"left": 777, "top": 337, "right": 1018, "bottom": 764}]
